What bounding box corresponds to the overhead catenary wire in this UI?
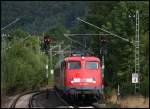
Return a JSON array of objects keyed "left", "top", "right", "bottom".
[
  {"left": 77, "top": 17, "right": 133, "bottom": 43},
  {"left": 1, "top": 18, "right": 20, "bottom": 31},
  {"left": 52, "top": 45, "right": 71, "bottom": 56},
  {"left": 63, "top": 34, "right": 85, "bottom": 48},
  {"left": 64, "top": 34, "right": 111, "bottom": 36},
  {"left": 1, "top": 15, "right": 26, "bottom": 31}
]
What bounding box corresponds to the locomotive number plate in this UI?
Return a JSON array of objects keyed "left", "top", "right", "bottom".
[{"left": 80, "top": 79, "right": 86, "bottom": 82}]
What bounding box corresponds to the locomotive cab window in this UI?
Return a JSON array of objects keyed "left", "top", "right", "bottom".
[
  {"left": 68, "top": 61, "right": 81, "bottom": 69},
  {"left": 86, "top": 61, "right": 98, "bottom": 69}
]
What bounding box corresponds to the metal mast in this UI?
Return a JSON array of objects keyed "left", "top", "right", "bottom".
[{"left": 134, "top": 10, "right": 140, "bottom": 94}]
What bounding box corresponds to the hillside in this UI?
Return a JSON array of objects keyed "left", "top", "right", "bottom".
[{"left": 1, "top": 1, "right": 89, "bottom": 33}]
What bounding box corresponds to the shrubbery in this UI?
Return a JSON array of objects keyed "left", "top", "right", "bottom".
[{"left": 1, "top": 29, "right": 47, "bottom": 95}]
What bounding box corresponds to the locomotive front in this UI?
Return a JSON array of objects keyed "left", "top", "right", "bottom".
[{"left": 64, "top": 56, "right": 103, "bottom": 100}]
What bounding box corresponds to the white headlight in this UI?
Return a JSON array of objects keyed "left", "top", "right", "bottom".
[
  {"left": 74, "top": 78, "right": 80, "bottom": 82},
  {"left": 71, "top": 78, "right": 80, "bottom": 83},
  {"left": 86, "top": 78, "right": 96, "bottom": 83},
  {"left": 93, "top": 81, "right": 96, "bottom": 83},
  {"left": 86, "top": 78, "right": 93, "bottom": 82},
  {"left": 81, "top": 56, "right": 85, "bottom": 59}
]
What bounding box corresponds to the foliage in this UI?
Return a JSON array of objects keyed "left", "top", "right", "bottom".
[
  {"left": 45, "top": 25, "right": 67, "bottom": 42},
  {"left": 1, "top": 1, "right": 88, "bottom": 33},
  {"left": 86, "top": 1, "right": 149, "bottom": 96},
  {"left": 1, "top": 30, "right": 47, "bottom": 95}
]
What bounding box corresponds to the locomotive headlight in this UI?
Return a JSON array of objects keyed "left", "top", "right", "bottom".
[
  {"left": 86, "top": 78, "right": 96, "bottom": 83},
  {"left": 71, "top": 78, "right": 74, "bottom": 83},
  {"left": 81, "top": 56, "right": 85, "bottom": 59},
  {"left": 86, "top": 78, "right": 93, "bottom": 82},
  {"left": 71, "top": 78, "right": 80, "bottom": 83},
  {"left": 74, "top": 78, "right": 80, "bottom": 82},
  {"left": 93, "top": 81, "right": 96, "bottom": 83}
]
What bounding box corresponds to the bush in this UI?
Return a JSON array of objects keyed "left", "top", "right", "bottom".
[{"left": 1, "top": 33, "right": 47, "bottom": 95}]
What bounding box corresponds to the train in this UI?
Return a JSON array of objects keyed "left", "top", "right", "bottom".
[{"left": 54, "top": 51, "right": 103, "bottom": 101}]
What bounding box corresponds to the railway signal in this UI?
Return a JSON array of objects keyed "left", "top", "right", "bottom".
[
  {"left": 43, "top": 35, "right": 51, "bottom": 54},
  {"left": 100, "top": 35, "right": 108, "bottom": 55},
  {"left": 100, "top": 35, "right": 107, "bottom": 83},
  {"left": 44, "top": 35, "right": 51, "bottom": 45},
  {"left": 100, "top": 36, "right": 106, "bottom": 44}
]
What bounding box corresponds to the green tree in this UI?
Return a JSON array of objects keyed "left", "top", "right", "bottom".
[
  {"left": 86, "top": 1, "right": 149, "bottom": 96},
  {"left": 1, "top": 29, "right": 47, "bottom": 96}
]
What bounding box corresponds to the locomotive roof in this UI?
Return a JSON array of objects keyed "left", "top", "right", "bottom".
[{"left": 64, "top": 56, "right": 100, "bottom": 62}]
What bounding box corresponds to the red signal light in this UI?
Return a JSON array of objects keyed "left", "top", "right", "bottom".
[{"left": 43, "top": 35, "right": 52, "bottom": 44}]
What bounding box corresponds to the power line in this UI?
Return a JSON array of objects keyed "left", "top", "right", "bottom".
[
  {"left": 77, "top": 17, "right": 133, "bottom": 43},
  {"left": 1, "top": 18, "right": 21, "bottom": 31},
  {"left": 64, "top": 33, "right": 111, "bottom": 36},
  {"left": 64, "top": 34, "right": 85, "bottom": 48}
]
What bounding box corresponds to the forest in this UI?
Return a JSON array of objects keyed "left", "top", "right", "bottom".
[{"left": 1, "top": 1, "right": 149, "bottom": 98}]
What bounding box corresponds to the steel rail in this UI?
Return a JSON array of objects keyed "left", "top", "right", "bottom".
[
  {"left": 10, "top": 90, "right": 40, "bottom": 108},
  {"left": 55, "top": 90, "right": 70, "bottom": 107},
  {"left": 28, "top": 91, "right": 44, "bottom": 108}
]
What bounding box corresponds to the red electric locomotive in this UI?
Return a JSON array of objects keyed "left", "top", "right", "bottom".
[{"left": 54, "top": 53, "right": 103, "bottom": 101}]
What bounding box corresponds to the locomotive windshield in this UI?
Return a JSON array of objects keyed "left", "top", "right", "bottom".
[
  {"left": 68, "top": 61, "right": 81, "bottom": 69},
  {"left": 86, "top": 61, "right": 98, "bottom": 69}
]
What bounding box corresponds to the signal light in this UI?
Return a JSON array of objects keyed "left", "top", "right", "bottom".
[
  {"left": 44, "top": 36, "right": 51, "bottom": 45},
  {"left": 43, "top": 35, "right": 52, "bottom": 54},
  {"left": 100, "top": 36, "right": 108, "bottom": 45}
]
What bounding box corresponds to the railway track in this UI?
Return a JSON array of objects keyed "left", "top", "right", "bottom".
[
  {"left": 29, "top": 89, "right": 72, "bottom": 108},
  {"left": 10, "top": 91, "right": 39, "bottom": 108},
  {"left": 28, "top": 91, "right": 44, "bottom": 108},
  {"left": 54, "top": 89, "right": 106, "bottom": 108},
  {"left": 10, "top": 89, "right": 47, "bottom": 108},
  {"left": 10, "top": 89, "right": 106, "bottom": 108}
]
